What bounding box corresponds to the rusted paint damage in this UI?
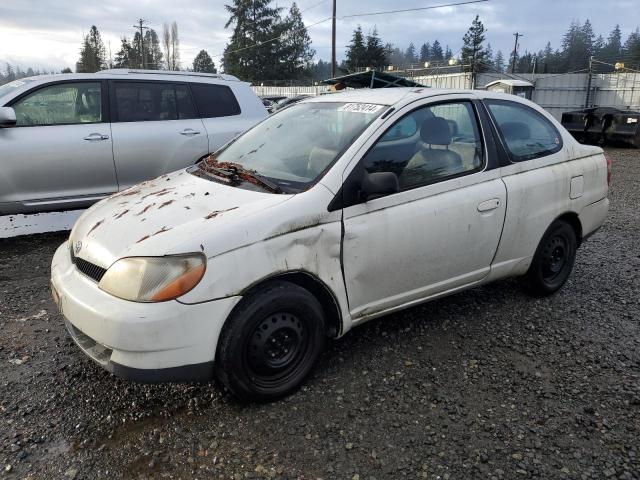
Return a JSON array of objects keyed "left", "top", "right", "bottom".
[
  {"left": 136, "top": 226, "right": 172, "bottom": 244},
  {"left": 114, "top": 209, "right": 129, "bottom": 220},
  {"left": 204, "top": 206, "right": 238, "bottom": 220},
  {"left": 87, "top": 219, "right": 104, "bottom": 235},
  {"left": 158, "top": 200, "right": 175, "bottom": 209},
  {"left": 140, "top": 187, "right": 174, "bottom": 200},
  {"left": 135, "top": 204, "right": 155, "bottom": 216}
]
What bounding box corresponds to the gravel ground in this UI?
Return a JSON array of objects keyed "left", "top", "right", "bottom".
[{"left": 1, "top": 148, "right": 639, "bottom": 480}]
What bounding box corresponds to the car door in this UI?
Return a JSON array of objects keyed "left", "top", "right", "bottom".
[
  {"left": 109, "top": 80, "right": 208, "bottom": 190},
  {"left": 0, "top": 80, "right": 117, "bottom": 213},
  {"left": 482, "top": 98, "right": 582, "bottom": 269},
  {"left": 340, "top": 97, "right": 507, "bottom": 320},
  {"left": 189, "top": 82, "right": 249, "bottom": 153}
]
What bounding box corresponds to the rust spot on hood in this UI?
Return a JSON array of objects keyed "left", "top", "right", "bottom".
[
  {"left": 136, "top": 203, "right": 155, "bottom": 215},
  {"left": 87, "top": 219, "right": 104, "bottom": 235},
  {"left": 158, "top": 200, "right": 175, "bottom": 209},
  {"left": 114, "top": 209, "right": 129, "bottom": 219},
  {"left": 204, "top": 206, "right": 238, "bottom": 220},
  {"left": 140, "top": 187, "right": 175, "bottom": 200},
  {"left": 135, "top": 226, "right": 172, "bottom": 244}
]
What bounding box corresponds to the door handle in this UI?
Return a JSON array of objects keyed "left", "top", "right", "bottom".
[
  {"left": 180, "top": 128, "right": 201, "bottom": 136},
  {"left": 83, "top": 133, "right": 109, "bottom": 141},
  {"left": 477, "top": 198, "right": 501, "bottom": 212}
]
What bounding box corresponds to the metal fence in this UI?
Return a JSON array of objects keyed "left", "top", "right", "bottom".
[{"left": 251, "top": 72, "right": 640, "bottom": 120}]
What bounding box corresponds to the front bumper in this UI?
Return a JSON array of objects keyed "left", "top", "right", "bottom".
[{"left": 51, "top": 241, "right": 241, "bottom": 382}]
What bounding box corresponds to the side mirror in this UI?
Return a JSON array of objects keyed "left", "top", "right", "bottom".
[
  {"left": 360, "top": 171, "right": 399, "bottom": 200},
  {"left": 0, "top": 107, "right": 16, "bottom": 127}
]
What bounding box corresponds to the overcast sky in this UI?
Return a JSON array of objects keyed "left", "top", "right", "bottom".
[{"left": 0, "top": 0, "right": 637, "bottom": 72}]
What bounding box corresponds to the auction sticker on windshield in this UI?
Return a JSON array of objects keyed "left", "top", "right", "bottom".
[{"left": 337, "top": 103, "right": 384, "bottom": 114}]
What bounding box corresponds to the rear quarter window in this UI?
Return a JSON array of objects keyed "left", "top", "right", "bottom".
[
  {"left": 485, "top": 99, "right": 562, "bottom": 162},
  {"left": 190, "top": 83, "right": 241, "bottom": 118}
]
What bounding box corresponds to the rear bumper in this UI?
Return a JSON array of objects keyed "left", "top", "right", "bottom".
[{"left": 51, "top": 241, "right": 241, "bottom": 381}]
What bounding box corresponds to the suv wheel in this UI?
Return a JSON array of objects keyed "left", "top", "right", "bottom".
[{"left": 215, "top": 281, "right": 326, "bottom": 401}]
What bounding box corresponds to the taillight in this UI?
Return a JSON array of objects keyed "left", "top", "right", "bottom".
[{"left": 604, "top": 153, "right": 612, "bottom": 186}]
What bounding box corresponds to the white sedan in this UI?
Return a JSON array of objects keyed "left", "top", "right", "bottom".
[{"left": 51, "top": 88, "right": 610, "bottom": 401}]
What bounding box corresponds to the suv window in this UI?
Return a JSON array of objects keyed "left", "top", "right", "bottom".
[
  {"left": 190, "top": 83, "right": 241, "bottom": 118},
  {"left": 485, "top": 99, "right": 562, "bottom": 161},
  {"left": 113, "top": 82, "right": 197, "bottom": 122},
  {"left": 361, "top": 101, "right": 483, "bottom": 192},
  {"left": 12, "top": 82, "right": 102, "bottom": 126}
]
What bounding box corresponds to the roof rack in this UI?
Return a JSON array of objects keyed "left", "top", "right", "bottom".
[{"left": 97, "top": 69, "right": 239, "bottom": 81}]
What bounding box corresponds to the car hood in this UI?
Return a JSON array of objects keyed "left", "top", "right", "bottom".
[{"left": 69, "top": 169, "right": 292, "bottom": 268}]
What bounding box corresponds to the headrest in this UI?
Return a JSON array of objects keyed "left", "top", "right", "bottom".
[
  {"left": 420, "top": 117, "right": 452, "bottom": 145},
  {"left": 501, "top": 122, "right": 530, "bottom": 140}
]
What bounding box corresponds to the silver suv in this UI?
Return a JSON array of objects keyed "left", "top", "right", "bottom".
[{"left": 0, "top": 69, "right": 267, "bottom": 215}]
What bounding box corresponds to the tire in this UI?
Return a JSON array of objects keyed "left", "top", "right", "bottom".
[
  {"left": 215, "top": 280, "right": 326, "bottom": 402},
  {"left": 522, "top": 220, "right": 578, "bottom": 297}
]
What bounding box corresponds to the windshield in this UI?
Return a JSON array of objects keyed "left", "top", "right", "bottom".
[
  {"left": 198, "top": 101, "right": 386, "bottom": 192},
  {"left": 0, "top": 78, "right": 37, "bottom": 99}
]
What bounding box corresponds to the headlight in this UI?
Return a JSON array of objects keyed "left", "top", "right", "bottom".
[{"left": 98, "top": 254, "right": 206, "bottom": 302}]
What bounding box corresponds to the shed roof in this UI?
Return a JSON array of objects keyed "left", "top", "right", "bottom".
[
  {"left": 485, "top": 79, "right": 534, "bottom": 88},
  {"left": 321, "top": 70, "right": 424, "bottom": 89}
]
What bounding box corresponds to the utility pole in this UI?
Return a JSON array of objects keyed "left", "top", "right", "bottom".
[
  {"left": 585, "top": 55, "right": 594, "bottom": 108},
  {"left": 331, "top": 0, "right": 336, "bottom": 78},
  {"left": 511, "top": 32, "right": 522, "bottom": 74},
  {"left": 133, "top": 19, "right": 149, "bottom": 69}
]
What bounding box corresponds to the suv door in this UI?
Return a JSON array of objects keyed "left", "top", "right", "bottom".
[
  {"left": 0, "top": 80, "right": 117, "bottom": 214},
  {"left": 340, "top": 98, "right": 507, "bottom": 320},
  {"left": 109, "top": 80, "right": 208, "bottom": 189},
  {"left": 190, "top": 83, "right": 247, "bottom": 152}
]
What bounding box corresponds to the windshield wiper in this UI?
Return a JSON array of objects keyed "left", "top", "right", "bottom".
[{"left": 201, "top": 159, "right": 283, "bottom": 194}]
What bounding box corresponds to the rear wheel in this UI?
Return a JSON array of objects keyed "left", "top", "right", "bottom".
[
  {"left": 522, "top": 220, "right": 577, "bottom": 296},
  {"left": 215, "top": 281, "right": 326, "bottom": 401}
]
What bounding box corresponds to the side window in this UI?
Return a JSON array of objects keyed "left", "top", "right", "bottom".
[
  {"left": 12, "top": 82, "right": 102, "bottom": 126},
  {"left": 485, "top": 100, "right": 562, "bottom": 161},
  {"left": 113, "top": 82, "right": 197, "bottom": 122},
  {"left": 361, "top": 101, "right": 483, "bottom": 192},
  {"left": 190, "top": 83, "right": 241, "bottom": 118},
  {"left": 378, "top": 115, "right": 417, "bottom": 142}
]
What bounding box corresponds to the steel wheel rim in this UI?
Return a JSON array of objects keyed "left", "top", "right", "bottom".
[
  {"left": 542, "top": 234, "right": 568, "bottom": 281},
  {"left": 244, "top": 311, "right": 310, "bottom": 388}
]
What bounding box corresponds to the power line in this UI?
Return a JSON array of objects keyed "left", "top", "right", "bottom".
[
  {"left": 340, "top": 0, "right": 489, "bottom": 19},
  {"left": 214, "top": 0, "right": 491, "bottom": 61}
]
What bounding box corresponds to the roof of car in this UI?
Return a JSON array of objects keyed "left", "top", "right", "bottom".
[
  {"left": 305, "top": 87, "right": 477, "bottom": 106},
  {"left": 11, "top": 70, "right": 242, "bottom": 86}
]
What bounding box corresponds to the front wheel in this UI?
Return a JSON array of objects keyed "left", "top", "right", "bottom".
[
  {"left": 215, "top": 281, "right": 326, "bottom": 402},
  {"left": 522, "top": 220, "right": 577, "bottom": 296}
]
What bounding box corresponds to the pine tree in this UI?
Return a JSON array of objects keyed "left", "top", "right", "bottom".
[
  {"left": 193, "top": 50, "right": 217, "bottom": 73},
  {"left": 560, "top": 20, "right": 594, "bottom": 71},
  {"left": 493, "top": 50, "right": 505, "bottom": 72},
  {"left": 431, "top": 40, "right": 444, "bottom": 62},
  {"left": 603, "top": 25, "right": 623, "bottom": 63},
  {"left": 223, "top": 0, "right": 282, "bottom": 82},
  {"left": 484, "top": 43, "right": 494, "bottom": 71},
  {"left": 143, "top": 29, "right": 164, "bottom": 69},
  {"left": 444, "top": 45, "right": 452, "bottom": 62},
  {"left": 279, "top": 3, "right": 315, "bottom": 79},
  {"left": 77, "top": 25, "right": 106, "bottom": 73},
  {"left": 419, "top": 43, "right": 431, "bottom": 63},
  {"left": 405, "top": 42, "right": 417, "bottom": 66},
  {"left": 461, "top": 15, "right": 489, "bottom": 73},
  {"left": 345, "top": 26, "right": 367, "bottom": 72},
  {"left": 365, "top": 27, "right": 386, "bottom": 69},
  {"left": 624, "top": 28, "right": 640, "bottom": 69},
  {"left": 114, "top": 37, "right": 136, "bottom": 68}
]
